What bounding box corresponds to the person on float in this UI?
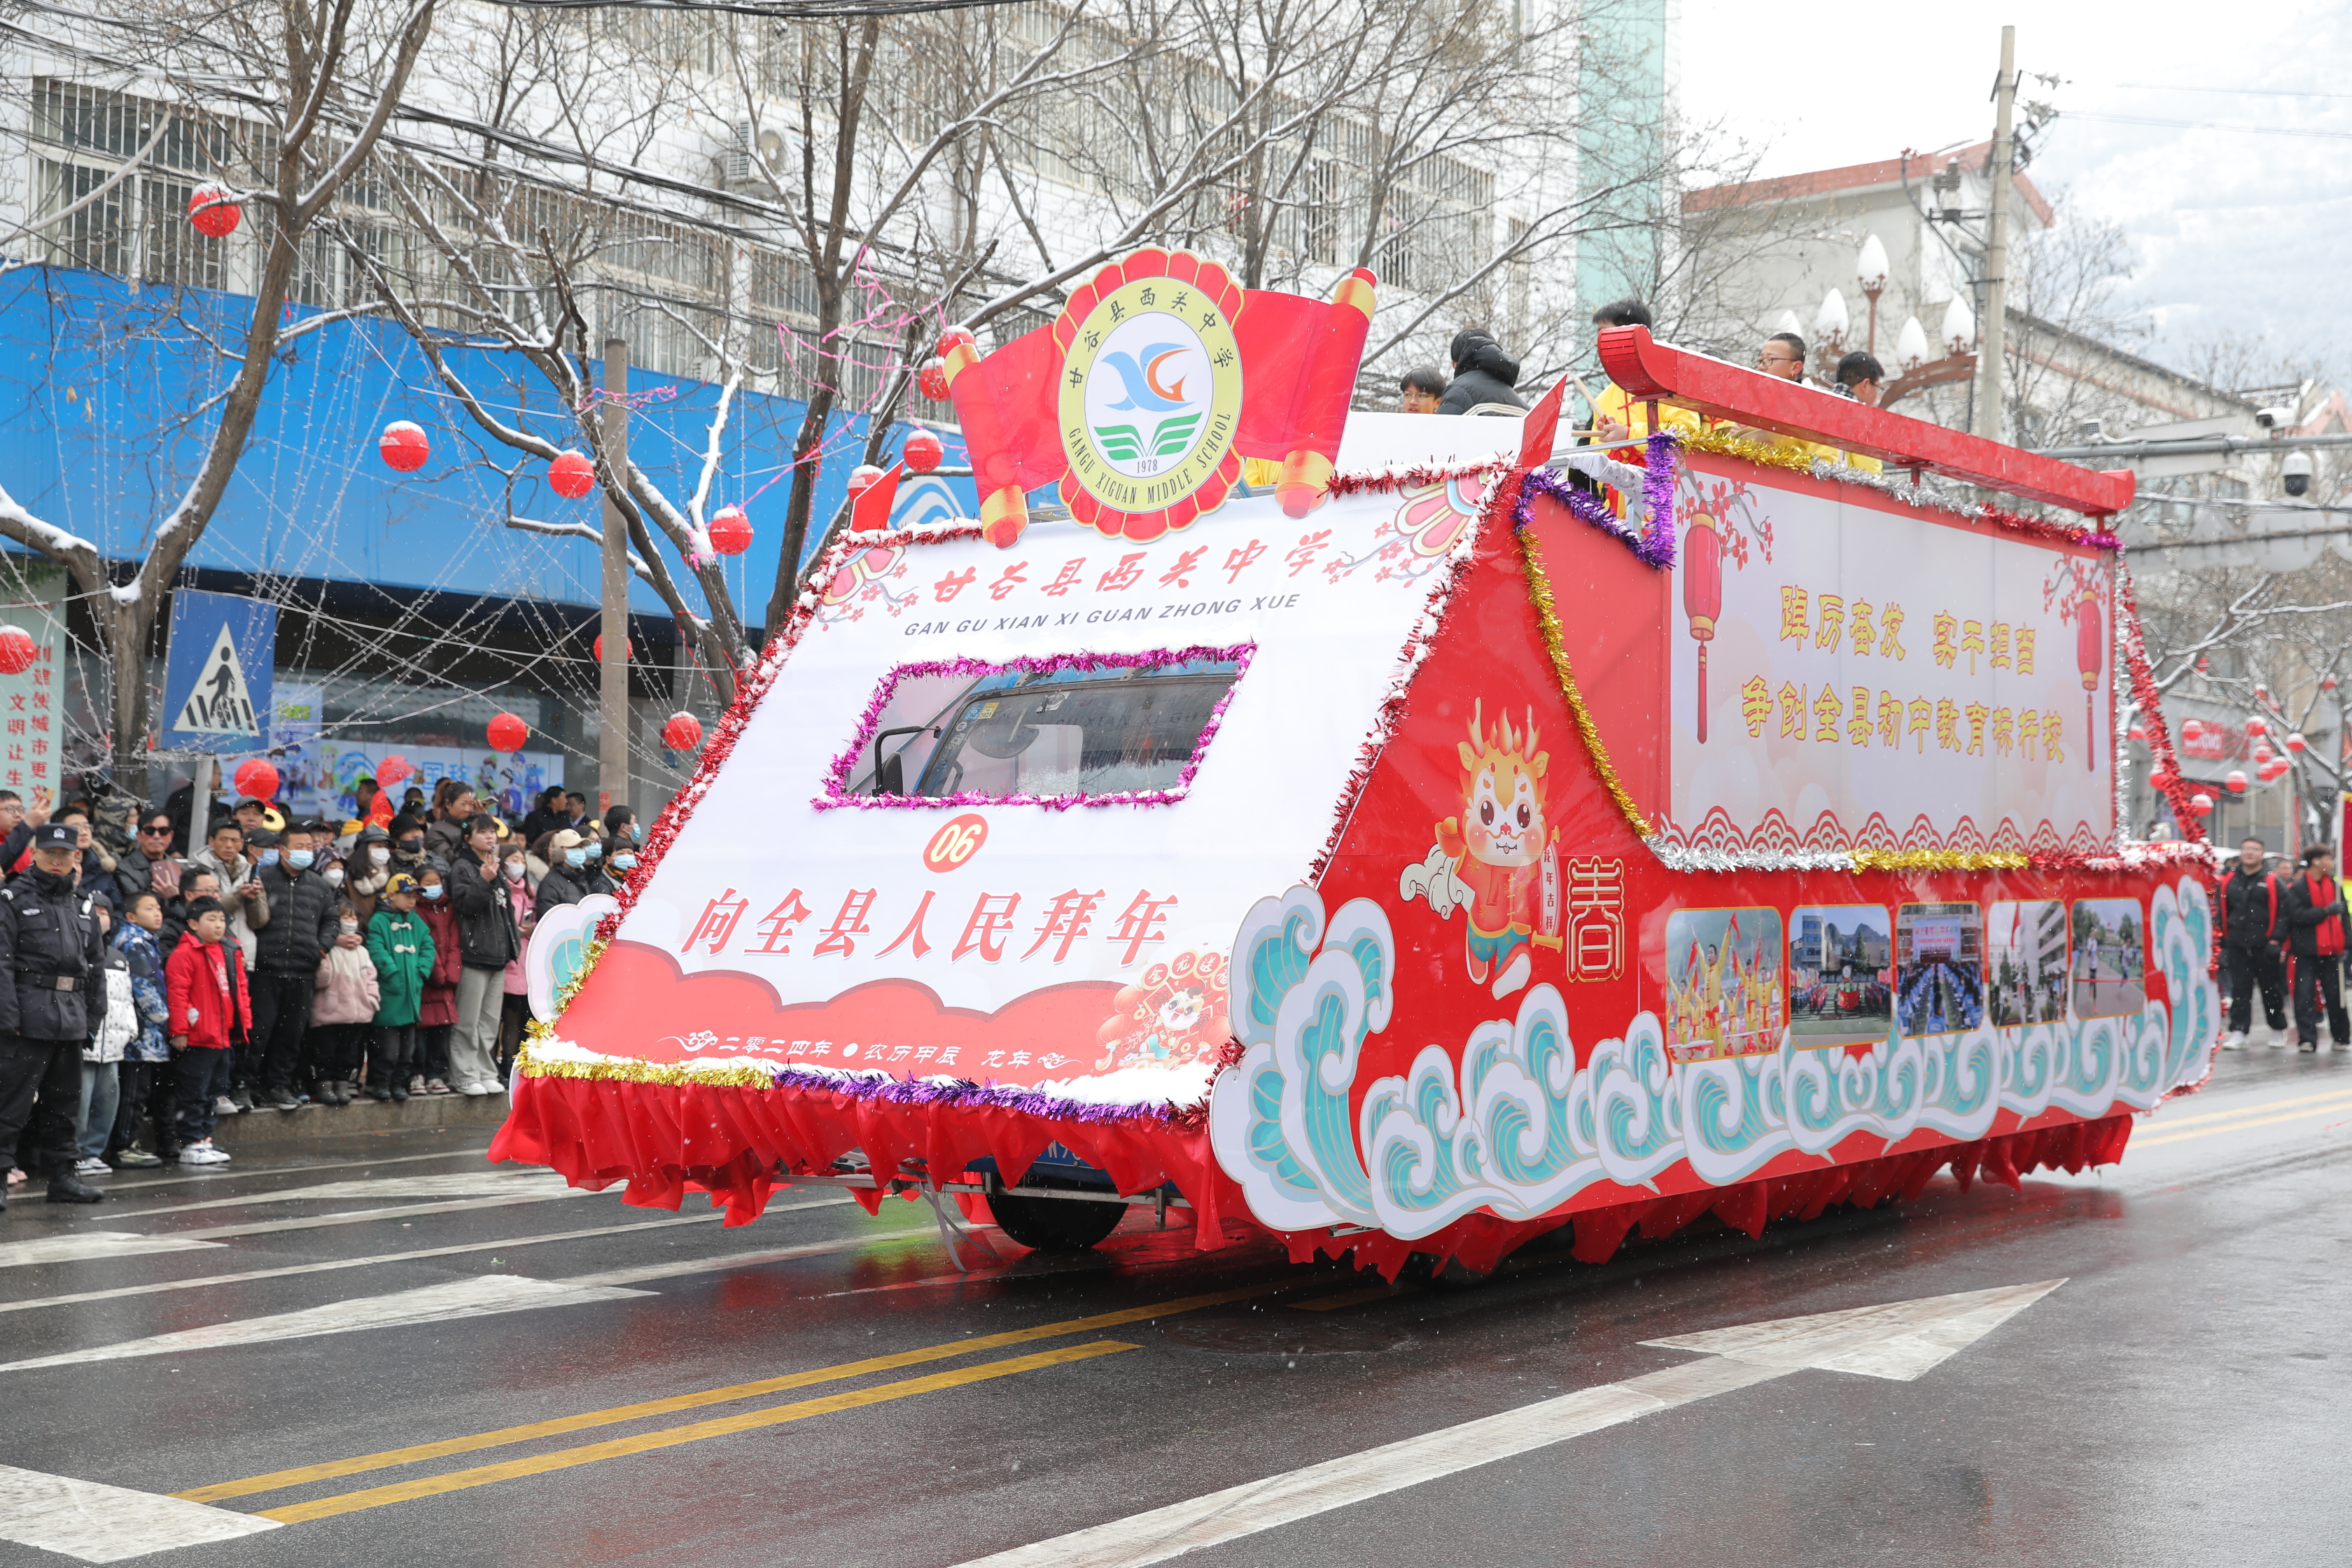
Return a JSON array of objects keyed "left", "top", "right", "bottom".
[
  {"left": 1434, "top": 328, "right": 1527, "bottom": 416},
  {"left": 1398, "top": 366, "right": 1448, "bottom": 414},
  {"left": 2283, "top": 844, "right": 2351, "bottom": 1051},
  {"left": 0, "top": 823, "right": 109, "bottom": 1208},
  {"left": 1586, "top": 299, "right": 1704, "bottom": 444},
  {"left": 2218, "top": 835, "right": 2288, "bottom": 1049},
  {"left": 1830, "top": 351, "right": 1888, "bottom": 475}
]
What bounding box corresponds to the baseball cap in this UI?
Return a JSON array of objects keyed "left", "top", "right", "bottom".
[{"left": 385, "top": 872, "right": 421, "bottom": 896}]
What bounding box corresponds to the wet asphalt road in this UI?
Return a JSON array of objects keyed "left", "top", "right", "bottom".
[{"left": 0, "top": 1044, "right": 2344, "bottom": 1568}]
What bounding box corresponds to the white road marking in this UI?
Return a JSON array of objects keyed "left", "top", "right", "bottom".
[
  {"left": 103, "top": 1169, "right": 580, "bottom": 1220},
  {"left": 0, "top": 1232, "right": 224, "bottom": 1269},
  {"left": 94, "top": 1146, "right": 500, "bottom": 1198},
  {"left": 0, "top": 1196, "right": 860, "bottom": 1317},
  {"left": 148, "top": 1193, "right": 596, "bottom": 1242},
  {"left": 950, "top": 1280, "right": 2067, "bottom": 1567},
  {"left": 0, "top": 1275, "right": 656, "bottom": 1373},
  {"left": 0, "top": 1463, "right": 279, "bottom": 1562}
]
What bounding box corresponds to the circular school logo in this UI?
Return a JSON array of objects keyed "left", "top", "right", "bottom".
[{"left": 1054, "top": 251, "right": 1245, "bottom": 543}]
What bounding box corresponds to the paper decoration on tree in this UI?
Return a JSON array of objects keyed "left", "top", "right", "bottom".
[
  {"left": 488, "top": 712, "right": 528, "bottom": 752},
  {"left": 708, "top": 505, "right": 752, "bottom": 556},
  {"left": 662, "top": 711, "right": 703, "bottom": 751},
  {"left": 188, "top": 183, "right": 240, "bottom": 238},
  {"left": 233, "top": 759, "right": 279, "bottom": 801},
  {"left": 0, "top": 626, "right": 34, "bottom": 676},
  {"left": 937, "top": 248, "right": 1377, "bottom": 549},
  {"left": 902, "top": 429, "right": 944, "bottom": 474},
  {"left": 549, "top": 450, "right": 597, "bottom": 499},
  {"left": 379, "top": 421, "right": 430, "bottom": 472}
]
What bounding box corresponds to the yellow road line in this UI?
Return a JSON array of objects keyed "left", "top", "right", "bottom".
[
  {"left": 2135, "top": 1101, "right": 2352, "bottom": 1149},
  {"left": 2143, "top": 1085, "right": 2352, "bottom": 1131},
  {"left": 253, "top": 1341, "right": 1138, "bottom": 1524},
  {"left": 178, "top": 1280, "right": 1284, "bottom": 1503}
]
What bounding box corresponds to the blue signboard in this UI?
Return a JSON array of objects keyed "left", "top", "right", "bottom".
[{"left": 161, "top": 589, "right": 276, "bottom": 750}]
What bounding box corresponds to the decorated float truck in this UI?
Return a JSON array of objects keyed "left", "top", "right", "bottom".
[{"left": 495, "top": 251, "right": 2220, "bottom": 1278}]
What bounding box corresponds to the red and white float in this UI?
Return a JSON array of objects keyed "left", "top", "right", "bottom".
[{"left": 497, "top": 279, "right": 2217, "bottom": 1277}]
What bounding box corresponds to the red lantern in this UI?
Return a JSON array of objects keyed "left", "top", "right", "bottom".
[
  {"left": 0, "top": 625, "right": 35, "bottom": 676},
  {"left": 2253, "top": 741, "right": 2275, "bottom": 766},
  {"left": 2189, "top": 792, "right": 2214, "bottom": 817},
  {"left": 2288, "top": 731, "right": 2308, "bottom": 754},
  {"left": 662, "top": 711, "right": 704, "bottom": 751},
  {"left": 2149, "top": 766, "right": 2175, "bottom": 792},
  {"left": 2254, "top": 682, "right": 2271, "bottom": 702},
  {"left": 2179, "top": 718, "right": 2202, "bottom": 743},
  {"left": 708, "top": 505, "right": 752, "bottom": 556},
  {"left": 848, "top": 464, "right": 886, "bottom": 494},
  {"left": 2075, "top": 587, "right": 2101, "bottom": 774},
  {"left": 549, "top": 449, "right": 597, "bottom": 499},
  {"left": 2225, "top": 769, "right": 2248, "bottom": 794},
  {"left": 379, "top": 421, "right": 430, "bottom": 472},
  {"left": 233, "top": 759, "right": 279, "bottom": 802},
  {"left": 377, "top": 755, "right": 412, "bottom": 788},
  {"left": 918, "top": 357, "right": 951, "bottom": 401},
  {"left": 2246, "top": 715, "right": 2267, "bottom": 737},
  {"left": 594, "top": 634, "right": 633, "bottom": 664},
  {"left": 936, "top": 327, "right": 975, "bottom": 360},
  {"left": 487, "top": 711, "right": 528, "bottom": 752},
  {"left": 187, "top": 183, "right": 240, "bottom": 238},
  {"left": 2127, "top": 724, "right": 2147, "bottom": 742},
  {"left": 1682, "top": 515, "right": 1724, "bottom": 743},
  {"left": 902, "top": 429, "right": 945, "bottom": 474},
  {"left": 2197, "top": 656, "right": 2211, "bottom": 676},
  {"left": 2324, "top": 676, "right": 2339, "bottom": 692}
]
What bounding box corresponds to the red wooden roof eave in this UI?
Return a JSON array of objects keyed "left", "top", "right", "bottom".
[{"left": 1596, "top": 325, "right": 2136, "bottom": 519}]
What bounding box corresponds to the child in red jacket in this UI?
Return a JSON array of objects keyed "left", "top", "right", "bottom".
[
  {"left": 167, "top": 898, "right": 251, "bottom": 1166},
  {"left": 414, "top": 867, "right": 463, "bottom": 1095}
]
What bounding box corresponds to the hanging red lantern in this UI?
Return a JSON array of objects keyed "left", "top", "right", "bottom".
[
  {"left": 708, "top": 505, "right": 753, "bottom": 556},
  {"left": 0, "top": 625, "right": 35, "bottom": 676},
  {"left": 2149, "top": 766, "right": 2175, "bottom": 792},
  {"left": 2188, "top": 792, "right": 2215, "bottom": 817},
  {"left": 377, "top": 755, "right": 412, "bottom": 788},
  {"left": 187, "top": 183, "right": 241, "bottom": 238},
  {"left": 2254, "top": 682, "right": 2271, "bottom": 702},
  {"left": 2074, "top": 587, "right": 2101, "bottom": 774},
  {"left": 378, "top": 421, "right": 430, "bottom": 472},
  {"left": 594, "top": 634, "right": 633, "bottom": 663},
  {"left": 2127, "top": 724, "right": 2147, "bottom": 742},
  {"left": 2324, "top": 676, "right": 2339, "bottom": 692},
  {"left": 902, "top": 429, "right": 945, "bottom": 474},
  {"left": 2253, "top": 741, "right": 2275, "bottom": 766},
  {"left": 2179, "top": 718, "right": 2202, "bottom": 743},
  {"left": 487, "top": 711, "right": 528, "bottom": 752},
  {"left": 549, "top": 449, "right": 597, "bottom": 499},
  {"left": 918, "top": 357, "right": 951, "bottom": 401},
  {"left": 662, "top": 710, "right": 704, "bottom": 751},
  {"left": 2225, "top": 769, "right": 2248, "bottom": 794},
  {"left": 848, "top": 464, "right": 886, "bottom": 495},
  {"left": 2288, "top": 732, "right": 2308, "bottom": 754},
  {"left": 233, "top": 759, "right": 279, "bottom": 802},
  {"left": 936, "top": 327, "right": 975, "bottom": 361},
  {"left": 1681, "top": 514, "right": 1724, "bottom": 743},
  {"left": 2246, "top": 715, "right": 2267, "bottom": 737},
  {"left": 2197, "top": 655, "right": 2212, "bottom": 676}
]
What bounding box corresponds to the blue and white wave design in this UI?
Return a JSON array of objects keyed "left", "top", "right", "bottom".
[{"left": 1208, "top": 880, "right": 2220, "bottom": 1240}]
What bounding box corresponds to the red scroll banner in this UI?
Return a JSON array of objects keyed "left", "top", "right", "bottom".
[{"left": 940, "top": 248, "right": 1377, "bottom": 547}]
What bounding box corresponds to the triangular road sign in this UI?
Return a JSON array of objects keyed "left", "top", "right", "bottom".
[{"left": 173, "top": 625, "right": 261, "bottom": 737}]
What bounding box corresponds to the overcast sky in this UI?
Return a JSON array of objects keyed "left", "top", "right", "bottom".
[{"left": 1677, "top": 0, "right": 2352, "bottom": 394}]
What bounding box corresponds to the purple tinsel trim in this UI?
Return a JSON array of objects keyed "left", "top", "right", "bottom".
[
  {"left": 764, "top": 1062, "right": 1205, "bottom": 1126},
  {"left": 814, "top": 643, "right": 1257, "bottom": 811},
  {"left": 1511, "top": 433, "right": 1680, "bottom": 568}
]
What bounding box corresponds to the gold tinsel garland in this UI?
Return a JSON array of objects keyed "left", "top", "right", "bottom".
[
  {"left": 1849, "top": 848, "right": 2030, "bottom": 873},
  {"left": 1515, "top": 524, "right": 1653, "bottom": 838},
  {"left": 1674, "top": 424, "right": 1828, "bottom": 478}
]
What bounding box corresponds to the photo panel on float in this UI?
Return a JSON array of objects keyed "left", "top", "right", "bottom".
[
  {"left": 1786, "top": 903, "right": 1894, "bottom": 1049},
  {"left": 1896, "top": 901, "right": 1984, "bottom": 1038},
  {"left": 1986, "top": 899, "right": 2069, "bottom": 1028},
  {"left": 2071, "top": 897, "right": 2147, "bottom": 1021},
  {"left": 1664, "top": 906, "right": 1784, "bottom": 1063}
]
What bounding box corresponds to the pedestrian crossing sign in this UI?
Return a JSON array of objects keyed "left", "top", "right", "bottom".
[{"left": 161, "top": 589, "right": 276, "bottom": 749}]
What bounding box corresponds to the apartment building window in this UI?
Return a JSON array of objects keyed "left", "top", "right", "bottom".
[{"left": 29, "top": 78, "right": 241, "bottom": 291}]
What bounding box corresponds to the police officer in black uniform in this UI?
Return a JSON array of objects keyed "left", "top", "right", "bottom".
[{"left": 0, "top": 822, "right": 106, "bottom": 1209}]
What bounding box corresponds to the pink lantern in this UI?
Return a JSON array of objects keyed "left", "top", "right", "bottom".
[
  {"left": 708, "top": 505, "right": 752, "bottom": 556},
  {"left": 487, "top": 711, "right": 528, "bottom": 752},
  {"left": 187, "top": 183, "right": 240, "bottom": 238},
  {"left": 379, "top": 421, "right": 430, "bottom": 472},
  {"left": 549, "top": 449, "right": 597, "bottom": 499},
  {"left": 2225, "top": 769, "right": 2248, "bottom": 794},
  {"left": 232, "top": 758, "right": 279, "bottom": 802},
  {"left": 0, "top": 626, "right": 35, "bottom": 676},
  {"left": 662, "top": 710, "right": 704, "bottom": 751},
  {"left": 902, "top": 429, "right": 945, "bottom": 474},
  {"left": 2288, "top": 732, "right": 2308, "bottom": 754}
]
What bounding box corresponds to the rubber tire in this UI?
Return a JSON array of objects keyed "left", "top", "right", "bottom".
[{"left": 987, "top": 1189, "right": 1126, "bottom": 1252}]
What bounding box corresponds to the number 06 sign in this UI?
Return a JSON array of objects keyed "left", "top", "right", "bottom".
[{"left": 923, "top": 813, "right": 989, "bottom": 873}]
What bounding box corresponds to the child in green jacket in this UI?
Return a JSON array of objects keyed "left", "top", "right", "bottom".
[{"left": 365, "top": 874, "right": 438, "bottom": 1102}]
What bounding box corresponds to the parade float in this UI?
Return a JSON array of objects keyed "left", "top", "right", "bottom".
[{"left": 492, "top": 248, "right": 2220, "bottom": 1278}]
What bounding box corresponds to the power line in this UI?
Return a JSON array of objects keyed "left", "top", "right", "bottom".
[
  {"left": 2062, "top": 111, "right": 2352, "bottom": 142},
  {"left": 2111, "top": 82, "right": 2352, "bottom": 102}
]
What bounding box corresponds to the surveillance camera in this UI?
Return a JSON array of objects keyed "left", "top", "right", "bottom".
[
  {"left": 2283, "top": 448, "right": 2316, "bottom": 498},
  {"left": 2255, "top": 407, "right": 2295, "bottom": 430}
]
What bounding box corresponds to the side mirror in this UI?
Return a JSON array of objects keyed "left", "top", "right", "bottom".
[{"left": 877, "top": 755, "right": 905, "bottom": 796}]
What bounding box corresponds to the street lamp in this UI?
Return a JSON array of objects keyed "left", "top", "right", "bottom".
[
  {"left": 1856, "top": 234, "right": 1889, "bottom": 356},
  {"left": 1942, "top": 295, "right": 1975, "bottom": 356},
  {"left": 1814, "top": 289, "right": 1849, "bottom": 379},
  {"left": 1895, "top": 316, "right": 1930, "bottom": 372}
]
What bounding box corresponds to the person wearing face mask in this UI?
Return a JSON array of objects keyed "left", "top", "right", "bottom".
[
  {"left": 498, "top": 842, "right": 536, "bottom": 1076},
  {"left": 447, "top": 816, "right": 519, "bottom": 1096},
  {"left": 307, "top": 896, "right": 381, "bottom": 1106},
  {"left": 412, "top": 866, "right": 461, "bottom": 1095},
  {"left": 533, "top": 830, "right": 592, "bottom": 911},
  {"left": 598, "top": 807, "right": 641, "bottom": 892},
  {"left": 249, "top": 823, "right": 346, "bottom": 1112},
  {"left": 342, "top": 825, "right": 393, "bottom": 927},
  {"left": 0, "top": 824, "right": 109, "bottom": 1208},
  {"left": 389, "top": 820, "right": 430, "bottom": 877}
]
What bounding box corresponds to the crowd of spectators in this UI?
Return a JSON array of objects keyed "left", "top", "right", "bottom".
[{"left": 0, "top": 778, "right": 640, "bottom": 1198}]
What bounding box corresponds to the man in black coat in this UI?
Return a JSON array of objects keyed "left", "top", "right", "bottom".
[
  {"left": 115, "top": 808, "right": 183, "bottom": 915},
  {"left": 1435, "top": 329, "right": 1526, "bottom": 416},
  {"left": 447, "top": 816, "right": 519, "bottom": 1096},
  {"left": 2217, "top": 836, "right": 2288, "bottom": 1046},
  {"left": 0, "top": 824, "right": 106, "bottom": 1206},
  {"left": 2281, "top": 844, "right": 2351, "bottom": 1052},
  {"left": 248, "top": 822, "right": 345, "bottom": 1109}
]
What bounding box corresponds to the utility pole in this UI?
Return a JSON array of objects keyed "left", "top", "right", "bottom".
[
  {"left": 599, "top": 337, "right": 630, "bottom": 818},
  {"left": 1973, "top": 24, "right": 2017, "bottom": 444}
]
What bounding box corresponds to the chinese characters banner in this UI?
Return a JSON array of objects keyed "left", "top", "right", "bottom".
[
  {"left": 1666, "top": 455, "right": 2115, "bottom": 858},
  {"left": 0, "top": 563, "right": 66, "bottom": 810}
]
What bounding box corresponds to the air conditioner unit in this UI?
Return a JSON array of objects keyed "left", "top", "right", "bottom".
[{"left": 721, "top": 124, "right": 789, "bottom": 189}]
